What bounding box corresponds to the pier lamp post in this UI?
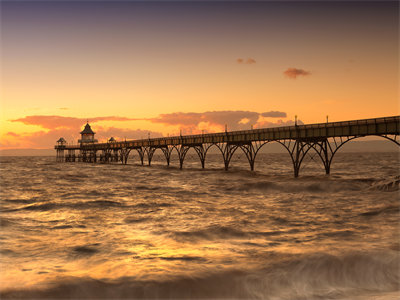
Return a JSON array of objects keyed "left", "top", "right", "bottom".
[
  {"left": 326, "top": 115, "right": 329, "bottom": 123},
  {"left": 295, "top": 115, "right": 298, "bottom": 126}
]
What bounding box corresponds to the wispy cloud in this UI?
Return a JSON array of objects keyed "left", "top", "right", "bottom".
[
  {"left": 11, "top": 115, "right": 139, "bottom": 130},
  {"left": 94, "top": 126, "right": 162, "bottom": 141},
  {"left": 2, "top": 126, "right": 162, "bottom": 149},
  {"left": 5, "top": 132, "right": 20, "bottom": 137},
  {"left": 149, "top": 110, "right": 290, "bottom": 133},
  {"left": 283, "top": 67, "right": 311, "bottom": 79},
  {"left": 7, "top": 115, "right": 153, "bottom": 148},
  {"left": 7, "top": 110, "right": 295, "bottom": 149},
  {"left": 149, "top": 111, "right": 259, "bottom": 132},
  {"left": 237, "top": 58, "right": 256, "bottom": 64},
  {"left": 256, "top": 119, "right": 303, "bottom": 129},
  {"left": 261, "top": 111, "right": 287, "bottom": 118}
]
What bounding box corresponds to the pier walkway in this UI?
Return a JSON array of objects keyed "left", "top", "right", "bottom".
[{"left": 55, "top": 116, "right": 399, "bottom": 177}]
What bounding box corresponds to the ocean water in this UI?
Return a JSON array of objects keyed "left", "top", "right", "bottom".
[{"left": 0, "top": 151, "right": 399, "bottom": 299}]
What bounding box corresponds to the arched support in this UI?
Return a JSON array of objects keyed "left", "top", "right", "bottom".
[
  {"left": 381, "top": 134, "right": 400, "bottom": 146},
  {"left": 133, "top": 148, "right": 144, "bottom": 165},
  {"left": 160, "top": 146, "right": 174, "bottom": 166},
  {"left": 239, "top": 141, "right": 269, "bottom": 171},
  {"left": 174, "top": 145, "right": 191, "bottom": 169},
  {"left": 319, "top": 139, "right": 332, "bottom": 175},
  {"left": 310, "top": 134, "right": 400, "bottom": 176},
  {"left": 276, "top": 139, "right": 316, "bottom": 177},
  {"left": 239, "top": 143, "right": 256, "bottom": 171},
  {"left": 215, "top": 143, "right": 239, "bottom": 171},
  {"left": 307, "top": 136, "right": 361, "bottom": 175},
  {"left": 119, "top": 148, "right": 131, "bottom": 165},
  {"left": 144, "top": 147, "right": 156, "bottom": 166},
  {"left": 193, "top": 145, "right": 207, "bottom": 169},
  {"left": 278, "top": 136, "right": 366, "bottom": 177},
  {"left": 311, "top": 137, "right": 340, "bottom": 175},
  {"left": 174, "top": 144, "right": 213, "bottom": 169}
]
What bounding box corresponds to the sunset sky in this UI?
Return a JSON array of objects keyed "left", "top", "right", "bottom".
[{"left": 1, "top": 1, "right": 398, "bottom": 149}]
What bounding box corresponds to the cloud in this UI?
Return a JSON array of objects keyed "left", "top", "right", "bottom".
[
  {"left": 237, "top": 58, "right": 256, "bottom": 64},
  {"left": 11, "top": 115, "right": 139, "bottom": 130},
  {"left": 149, "top": 110, "right": 292, "bottom": 133},
  {"left": 2, "top": 129, "right": 77, "bottom": 149},
  {"left": 6, "top": 132, "right": 20, "bottom": 137},
  {"left": 255, "top": 119, "right": 304, "bottom": 128},
  {"left": 6, "top": 111, "right": 294, "bottom": 149},
  {"left": 7, "top": 115, "right": 155, "bottom": 148},
  {"left": 283, "top": 67, "right": 311, "bottom": 79},
  {"left": 261, "top": 111, "right": 287, "bottom": 118},
  {"left": 150, "top": 111, "right": 261, "bottom": 132},
  {"left": 94, "top": 126, "right": 163, "bottom": 141},
  {"left": 239, "top": 118, "right": 250, "bottom": 124},
  {"left": 1, "top": 126, "right": 162, "bottom": 149}
]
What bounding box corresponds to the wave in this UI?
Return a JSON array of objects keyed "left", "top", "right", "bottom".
[
  {"left": 163, "top": 225, "right": 296, "bottom": 242},
  {"left": 132, "top": 202, "right": 173, "bottom": 209},
  {"left": 230, "top": 180, "right": 358, "bottom": 193},
  {"left": 72, "top": 245, "right": 100, "bottom": 256},
  {"left": 369, "top": 177, "right": 400, "bottom": 192},
  {"left": 124, "top": 216, "right": 152, "bottom": 224},
  {"left": 1, "top": 200, "right": 125, "bottom": 212},
  {"left": 3, "top": 200, "right": 175, "bottom": 213},
  {"left": 1, "top": 250, "right": 399, "bottom": 299},
  {"left": 359, "top": 204, "right": 399, "bottom": 217},
  {"left": 228, "top": 176, "right": 400, "bottom": 194}
]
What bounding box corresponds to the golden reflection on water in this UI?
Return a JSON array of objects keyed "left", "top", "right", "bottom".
[{"left": 1, "top": 154, "right": 399, "bottom": 298}]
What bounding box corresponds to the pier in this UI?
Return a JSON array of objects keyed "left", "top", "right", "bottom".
[{"left": 55, "top": 116, "right": 399, "bottom": 177}]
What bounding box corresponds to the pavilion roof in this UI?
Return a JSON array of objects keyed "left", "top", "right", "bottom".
[{"left": 80, "top": 123, "right": 95, "bottom": 134}]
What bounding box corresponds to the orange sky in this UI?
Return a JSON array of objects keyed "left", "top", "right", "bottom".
[{"left": 1, "top": 1, "right": 398, "bottom": 149}]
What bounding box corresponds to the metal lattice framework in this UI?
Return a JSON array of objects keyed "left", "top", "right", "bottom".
[{"left": 56, "top": 116, "right": 400, "bottom": 177}]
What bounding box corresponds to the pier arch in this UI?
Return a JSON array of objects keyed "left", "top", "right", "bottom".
[{"left": 308, "top": 135, "right": 400, "bottom": 176}]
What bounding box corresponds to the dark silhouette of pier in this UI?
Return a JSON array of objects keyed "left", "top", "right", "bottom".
[{"left": 55, "top": 116, "right": 399, "bottom": 177}]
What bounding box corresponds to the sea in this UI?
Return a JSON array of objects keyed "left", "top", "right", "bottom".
[{"left": 0, "top": 151, "right": 399, "bottom": 299}]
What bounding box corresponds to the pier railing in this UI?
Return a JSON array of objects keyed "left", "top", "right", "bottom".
[{"left": 64, "top": 116, "right": 399, "bottom": 150}]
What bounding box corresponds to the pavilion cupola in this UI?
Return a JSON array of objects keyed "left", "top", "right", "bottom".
[
  {"left": 56, "top": 137, "right": 67, "bottom": 146},
  {"left": 78, "top": 122, "right": 98, "bottom": 144}
]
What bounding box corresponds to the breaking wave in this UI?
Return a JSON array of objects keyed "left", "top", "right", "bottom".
[
  {"left": 229, "top": 175, "right": 400, "bottom": 194},
  {"left": 1, "top": 250, "right": 399, "bottom": 299},
  {"left": 369, "top": 176, "right": 400, "bottom": 192},
  {"left": 162, "top": 225, "right": 297, "bottom": 242}
]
